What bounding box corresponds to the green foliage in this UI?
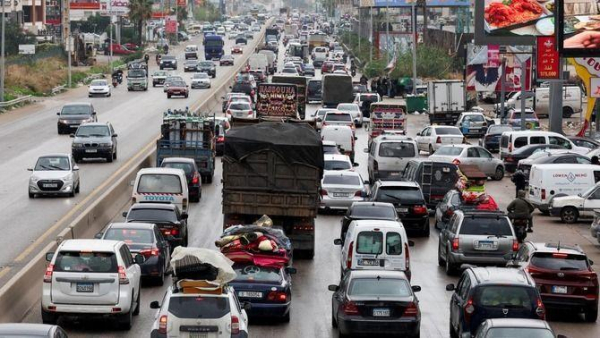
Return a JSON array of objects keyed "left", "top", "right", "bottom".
[
  {"left": 71, "top": 14, "right": 110, "bottom": 34},
  {"left": 194, "top": 3, "right": 220, "bottom": 22},
  {"left": 128, "top": 0, "right": 153, "bottom": 45},
  {"left": 0, "top": 20, "right": 36, "bottom": 56},
  {"left": 121, "top": 51, "right": 144, "bottom": 64}
]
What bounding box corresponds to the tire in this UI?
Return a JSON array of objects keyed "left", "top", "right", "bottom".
[
  {"left": 493, "top": 166, "right": 505, "bottom": 181},
  {"left": 107, "top": 154, "right": 113, "bottom": 163},
  {"left": 185, "top": 94, "right": 189, "bottom": 98},
  {"left": 282, "top": 310, "right": 290, "bottom": 323},
  {"left": 69, "top": 190, "right": 75, "bottom": 197},
  {"left": 41, "top": 307, "right": 57, "bottom": 325},
  {"left": 75, "top": 182, "right": 80, "bottom": 194},
  {"left": 560, "top": 207, "right": 579, "bottom": 224},
  {"left": 133, "top": 289, "right": 141, "bottom": 315},
  {"left": 563, "top": 107, "right": 574, "bottom": 118},
  {"left": 445, "top": 251, "right": 458, "bottom": 275},
  {"left": 167, "top": 94, "right": 171, "bottom": 98},
  {"left": 113, "top": 150, "right": 117, "bottom": 160},
  {"left": 118, "top": 308, "right": 133, "bottom": 330},
  {"left": 585, "top": 308, "right": 598, "bottom": 322},
  {"left": 438, "top": 243, "right": 445, "bottom": 267},
  {"left": 108, "top": 93, "right": 111, "bottom": 97},
  {"left": 449, "top": 318, "right": 458, "bottom": 338},
  {"left": 206, "top": 174, "right": 213, "bottom": 184},
  {"left": 422, "top": 221, "right": 430, "bottom": 237},
  {"left": 29, "top": 192, "right": 34, "bottom": 199},
  {"left": 429, "top": 145, "right": 434, "bottom": 155},
  {"left": 331, "top": 308, "right": 338, "bottom": 328}
]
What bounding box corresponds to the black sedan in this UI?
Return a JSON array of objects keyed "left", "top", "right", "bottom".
[
  {"left": 236, "top": 35, "right": 248, "bottom": 45},
  {"left": 303, "top": 64, "right": 315, "bottom": 77},
  {"left": 160, "top": 157, "right": 202, "bottom": 202},
  {"left": 197, "top": 61, "right": 216, "bottom": 78},
  {"left": 503, "top": 144, "right": 564, "bottom": 173},
  {"left": 219, "top": 54, "right": 235, "bottom": 66},
  {"left": 329, "top": 270, "right": 421, "bottom": 338},
  {"left": 98, "top": 222, "right": 171, "bottom": 285},
  {"left": 123, "top": 203, "right": 189, "bottom": 249},
  {"left": 230, "top": 263, "right": 296, "bottom": 322},
  {"left": 479, "top": 124, "right": 513, "bottom": 153},
  {"left": 183, "top": 60, "right": 198, "bottom": 72},
  {"left": 340, "top": 202, "right": 399, "bottom": 245}
]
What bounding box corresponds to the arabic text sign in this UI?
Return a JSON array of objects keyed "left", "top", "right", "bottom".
[
  {"left": 536, "top": 36, "right": 559, "bottom": 80},
  {"left": 256, "top": 84, "right": 298, "bottom": 118},
  {"left": 363, "top": 0, "right": 470, "bottom": 7},
  {"left": 99, "top": 0, "right": 130, "bottom": 16}
]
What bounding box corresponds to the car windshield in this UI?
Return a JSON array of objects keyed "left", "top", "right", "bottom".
[
  {"left": 127, "top": 208, "right": 177, "bottom": 223},
  {"left": 137, "top": 174, "right": 182, "bottom": 194},
  {"left": 308, "top": 81, "right": 321, "bottom": 91},
  {"left": 463, "top": 114, "right": 485, "bottom": 122},
  {"left": 54, "top": 251, "right": 117, "bottom": 273},
  {"left": 199, "top": 61, "right": 214, "bottom": 67},
  {"left": 531, "top": 253, "right": 589, "bottom": 271},
  {"left": 476, "top": 286, "right": 534, "bottom": 310},
  {"left": 338, "top": 104, "right": 358, "bottom": 111},
  {"left": 230, "top": 102, "right": 250, "bottom": 110},
  {"left": 194, "top": 73, "right": 209, "bottom": 79},
  {"left": 91, "top": 80, "right": 107, "bottom": 86},
  {"left": 233, "top": 264, "right": 282, "bottom": 282},
  {"left": 435, "top": 127, "right": 462, "bottom": 135},
  {"left": 104, "top": 228, "right": 154, "bottom": 245},
  {"left": 171, "top": 81, "right": 186, "bottom": 87},
  {"left": 325, "top": 160, "right": 351, "bottom": 171},
  {"left": 34, "top": 156, "right": 70, "bottom": 171},
  {"left": 323, "top": 144, "right": 339, "bottom": 154},
  {"left": 61, "top": 105, "right": 91, "bottom": 116},
  {"left": 351, "top": 205, "right": 396, "bottom": 219},
  {"left": 434, "top": 147, "right": 464, "bottom": 156},
  {"left": 76, "top": 125, "right": 110, "bottom": 137},
  {"left": 323, "top": 174, "right": 361, "bottom": 186},
  {"left": 162, "top": 162, "right": 194, "bottom": 176},
  {"left": 168, "top": 296, "right": 230, "bottom": 319},
  {"left": 459, "top": 217, "right": 513, "bottom": 236},
  {"left": 325, "top": 113, "right": 352, "bottom": 122},
  {"left": 376, "top": 187, "right": 423, "bottom": 203},
  {"left": 129, "top": 69, "right": 146, "bottom": 77},
  {"left": 511, "top": 111, "right": 537, "bottom": 119},
  {"left": 349, "top": 278, "right": 412, "bottom": 297},
  {"left": 378, "top": 142, "right": 415, "bottom": 158},
  {"left": 485, "top": 328, "right": 555, "bottom": 338}
]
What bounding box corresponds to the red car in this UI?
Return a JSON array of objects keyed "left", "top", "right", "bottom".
[
  {"left": 105, "top": 44, "right": 135, "bottom": 55},
  {"left": 231, "top": 44, "right": 244, "bottom": 54},
  {"left": 166, "top": 80, "right": 189, "bottom": 99},
  {"left": 511, "top": 242, "right": 598, "bottom": 322},
  {"left": 123, "top": 43, "right": 139, "bottom": 51},
  {"left": 321, "top": 61, "right": 334, "bottom": 73}
]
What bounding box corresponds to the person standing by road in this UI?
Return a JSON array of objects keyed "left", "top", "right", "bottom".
[{"left": 511, "top": 169, "right": 527, "bottom": 198}]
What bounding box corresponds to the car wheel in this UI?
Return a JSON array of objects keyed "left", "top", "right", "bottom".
[
  {"left": 28, "top": 192, "right": 34, "bottom": 199},
  {"left": 185, "top": 94, "right": 189, "bottom": 98},
  {"left": 69, "top": 190, "right": 75, "bottom": 197},
  {"left": 118, "top": 305, "right": 133, "bottom": 330},
  {"left": 331, "top": 307, "right": 338, "bottom": 328},
  {"left": 438, "top": 242, "right": 445, "bottom": 267},
  {"left": 445, "top": 251, "right": 458, "bottom": 275},
  {"left": 75, "top": 181, "right": 80, "bottom": 194},
  {"left": 282, "top": 310, "right": 290, "bottom": 323},
  {"left": 449, "top": 317, "right": 458, "bottom": 338},
  {"left": 422, "top": 221, "right": 430, "bottom": 237},
  {"left": 585, "top": 308, "right": 598, "bottom": 322},
  {"left": 561, "top": 207, "right": 579, "bottom": 224},
  {"left": 113, "top": 150, "right": 117, "bottom": 160},
  {"left": 167, "top": 94, "right": 171, "bottom": 98},
  {"left": 41, "top": 307, "right": 58, "bottom": 324},
  {"left": 493, "top": 166, "right": 505, "bottom": 181},
  {"left": 429, "top": 145, "right": 434, "bottom": 155},
  {"left": 107, "top": 154, "right": 113, "bottom": 163},
  {"left": 133, "top": 288, "right": 141, "bottom": 315},
  {"left": 563, "top": 107, "right": 574, "bottom": 118}
]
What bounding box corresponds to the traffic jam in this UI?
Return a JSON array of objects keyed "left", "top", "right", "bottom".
[{"left": 4, "top": 2, "right": 600, "bottom": 338}]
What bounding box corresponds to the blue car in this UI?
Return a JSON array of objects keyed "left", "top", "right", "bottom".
[
  {"left": 230, "top": 263, "right": 296, "bottom": 322},
  {"left": 479, "top": 124, "right": 513, "bottom": 153}
]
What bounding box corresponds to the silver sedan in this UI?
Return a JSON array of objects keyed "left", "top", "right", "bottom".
[
  {"left": 428, "top": 144, "right": 505, "bottom": 180},
  {"left": 319, "top": 171, "right": 368, "bottom": 211}
]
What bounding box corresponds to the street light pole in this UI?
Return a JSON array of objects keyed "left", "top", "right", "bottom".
[
  {"left": 411, "top": 2, "right": 417, "bottom": 94},
  {"left": 109, "top": 0, "right": 113, "bottom": 74},
  {"left": 1, "top": 0, "right": 6, "bottom": 102}
]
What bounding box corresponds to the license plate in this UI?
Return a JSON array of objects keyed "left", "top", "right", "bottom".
[
  {"left": 477, "top": 240, "right": 495, "bottom": 250},
  {"left": 43, "top": 183, "right": 58, "bottom": 188},
  {"left": 189, "top": 333, "right": 207, "bottom": 338},
  {"left": 552, "top": 285, "right": 568, "bottom": 294},
  {"left": 238, "top": 291, "right": 262, "bottom": 298},
  {"left": 358, "top": 259, "right": 380, "bottom": 266},
  {"left": 397, "top": 207, "right": 408, "bottom": 213},
  {"left": 333, "top": 192, "right": 349, "bottom": 197},
  {"left": 85, "top": 149, "right": 97, "bottom": 153},
  {"left": 76, "top": 283, "right": 94, "bottom": 293},
  {"left": 373, "top": 308, "right": 390, "bottom": 317}
]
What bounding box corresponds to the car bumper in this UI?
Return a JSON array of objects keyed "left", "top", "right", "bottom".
[
  {"left": 549, "top": 206, "right": 562, "bottom": 216},
  {"left": 191, "top": 82, "right": 210, "bottom": 88},
  {"left": 338, "top": 315, "right": 419, "bottom": 336},
  {"left": 88, "top": 90, "right": 109, "bottom": 96},
  {"left": 42, "top": 289, "right": 133, "bottom": 315},
  {"left": 29, "top": 182, "right": 74, "bottom": 195},
  {"left": 184, "top": 67, "right": 198, "bottom": 71},
  {"left": 320, "top": 196, "right": 365, "bottom": 210},
  {"left": 540, "top": 293, "right": 598, "bottom": 312},
  {"left": 246, "top": 302, "right": 291, "bottom": 318},
  {"left": 189, "top": 185, "right": 201, "bottom": 198},
  {"left": 447, "top": 252, "right": 511, "bottom": 266},
  {"left": 399, "top": 217, "right": 429, "bottom": 231},
  {"left": 167, "top": 91, "right": 188, "bottom": 96},
  {"left": 57, "top": 122, "right": 82, "bottom": 132},
  {"left": 72, "top": 148, "right": 112, "bottom": 157}
]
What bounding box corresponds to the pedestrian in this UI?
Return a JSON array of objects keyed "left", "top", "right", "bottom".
[
  {"left": 592, "top": 156, "right": 600, "bottom": 165},
  {"left": 371, "top": 77, "right": 378, "bottom": 92},
  {"left": 511, "top": 169, "right": 527, "bottom": 198}
]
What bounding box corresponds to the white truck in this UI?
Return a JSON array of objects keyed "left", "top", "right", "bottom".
[
  {"left": 427, "top": 80, "right": 465, "bottom": 125},
  {"left": 494, "top": 85, "right": 583, "bottom": 118},
  {"left": 247, "top": 54, "right": 269, "bottom": 74}
]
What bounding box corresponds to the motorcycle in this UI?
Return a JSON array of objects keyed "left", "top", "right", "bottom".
[
  {"left": 117, "top": 74, "right": 123, "bottom": 84},
  {"left": 112, "top": 77, "right": 118, "bottom": 88},
  {"left": 351, "top": 68, "right": 356, "bottom": 77},
  {"left": 511, "top": 218, "right": 528, "bottom": 243}
]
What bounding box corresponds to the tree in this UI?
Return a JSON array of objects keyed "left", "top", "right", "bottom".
[
  {"left": 128, "top": 0, "right": 153, "bottom": 46},
  {"left": 0, "top": 20, "right": 36, "bottom": 56}
]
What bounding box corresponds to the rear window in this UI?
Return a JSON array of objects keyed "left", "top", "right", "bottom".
[
  {"left": 168, "top": 296, "right": 230, "bottom": 319},
  {"left": 55, "top": 251, "right": 118, "bottom": 273},
  {"left": 378, "top": 142, "right": 415, "bottom": 158},
  {"left": 501, "top": 135, "right": 509, "bottom": 148},
  {"left": 459, "top": 217, "right": 513, "bottom": 236},
  {"left": 104, "top": 229, "right": 154, "bottom": 245},
  {"left": 162, "top": 162, "right": 194, "bottom": 176},
  {"left": 323, "top": 175, "right": 360, "bottom": 186},
  {"left": 233, "top": 265, "right": 282, "bottom": 282},
  {"left": 349, "top": 278, "right": 412, "bottom": 297},
  {"left": 435, "top": 127, "right": 462, "bottom": 135},
  {"left": 127, "top": 208, "right": 177, "bottom": 223},
  {"left": 356, "top": 231, "right": 383, "bottom": 254},
  {"left": 490, "top": 126, "right": 512, "bottom": 135},
  {"left": 531, "top": 253, "right": 589, "bottom": 271},
  {"left": 325, "top": 113, "right": 352, "bottom": 122},
  {"left": 324, "top": 160, "right": 351, "bottom": 171},
  {"left": 485, "top": 328, "right": 554, "bottom": 338},
  {"left": 376, "top": 187, "right": 424, "bottom": 204},
  {"left": 308, "top": 81, "right": 321, "bottom": 91},
  {"left": 476, "top": 286, "right": 535, "bottom": 310},
  {"left": 229, "top": 102, "right": 251, "bottom": 110},
  {"left": 137, "top": 174, "right": 182, "bottom": 194},
  {"left": 323, "top": 144, "right": 339, "bottom": 154},
  {"left": 434, "top": 147, "right": 463, "bottom": 156},
  {"left": 511, "top": 112, "right": 537, "bottom": 119},
  {"left": 351, "top": 205, "right": 396, "bottom": 219},
  {"left": 359, "top": 94, "right": 379, "bottom": 102}
]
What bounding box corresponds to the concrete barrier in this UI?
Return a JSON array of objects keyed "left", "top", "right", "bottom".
[{"left": 0, "top": 19, "right": 273, "bottom": 323}]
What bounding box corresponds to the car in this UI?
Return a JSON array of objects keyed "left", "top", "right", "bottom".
[
  {"left": 28, "top": 154, "right": 80, "bottom": 198},
  {"left": 415, "top": 125, "right": 465, "bottom": 154},
  {"left": 568, "top": 136, "right": 600, "bottom": 150},
  {"left": 219, "top": 54, "right": 235, "bottom": 66},
  {"left": 303, "top": 63, "right": 315, "bottom": 77},
  {"left": 549, "top": 183, "right": 600, "bottom": 223},
  {"left": 123, "top": 203, "right": 189, "bottom": 248},
  {"left": 323, "top": 140, "right": 342, "bottom": 155},
  {"left": 474, "top": 318, "right": 563, "bottom": 338},
  {"left": 190, "top": 72, "right": 211, "bottom": 89},
  {"left": 231, "top": 44, "right": 244, "bottom": 54},
  {"left": 228, "top": 31, "right": 240, "bottom": 40},
  {"left": 353, "top": 92, "right": 381, "bottom": 118},
  {"left": 235, "top": 35, "right": 248, "bottom": 45},
  {"left": 160, "top": 157, "right": 202, "bottom": 202},
  {"left": 56, "top": 102, "right": 97, "bottom": 134},
  {"left": 517, "top": 151, "right": 590, "bottom": 182},
  {"left": 163, "top": 75, "right": 184, "bottom": 93},
  {"left": 71, "top": 122, "right": 118, "bottom": 163},
  {"left": 0, "top": 323, "right": 68, "bottom": 337},
  {"left": 321, "top": 60, "right": 334, "bottom": 73},
  {"left": 434, "top": 189, "right": 498, "bottom": 230},
  {"left": 214, "top": 116, "right": 230, "bottom": 156},
  {"left": 319, "top": 171, "right": 368, "bottom": 212},
  {"left": 231, "top": 82, "right": 255, "bottom": 102},
  {"left": 98, "top": 222, "right": 171, "bottom": 285},
  {"left": 366, "top": 135, "right": 419, "bottom": 182},
  {"left": 428, "top": 145, "right": 505, "bottom": 180},
  {"left": 321, "top": 125, "right": 356, "bottom": 162},
  {"left": 216, "top": 26, "right": 226, "bottom": 36},
  {"left": 88, "top": 79, "right": 111, "bottom": 97},
  {"left": 235, "top": 72, "right": 257, "bottom": 90},
  {"left": 197, "top": 60, "right": 217, "bottom": 78},
  {"left": 446, "top": 267, "right": 546, "bottom": 338},
  {"left": 42, "top": 239, "right": 144, "bottom": 329},
  {"left": 222, "top": 93, "right": 252, "bottom": 113},
  {"left": 337, "top": 103, "right": 362, "bottom": 127},
  {"left": 152, "top": 70, "right": 169, "bottom": 87},
  {"left": 281, "top": 67, "right": 299, "bottom": 75},
  {"left": 438, "top": 210, "right": 518, "bottom": 275},
  {"left": 504, "top": 108, "right": 540, "bottom": 131},
  {"left": 479, "top": 124, "right": 514, "bottom": 153},
  {"left": 226, "top": 101, "right": 254, "bottom": 119},
  {"left": 322, "top": 111, "right": 354, "bottom": 130},
  {"left": 329, "top": 270, "right": 421, "bottom": 338},
  {"left": 456, "top": 112, "right": 489, "bottom": 137},
  {"left": 230, "top": 263, "right": 296, "bottom": 322},
  {"left": 352, "top": 83, "right": 368, "bottom": 95},
  {"left": 503, "top": 144, "right": 565, "bottom": 173},
  {"left": 183, "top": 60, "right": 198, "bottom": 72},
  {"left": 509, "top": 242, "right": 598, "bottom": 322},
  {"left": 333, "top": 63, "right": 346, "bottom": 73},
  {"left": 251, "top": 25, "right": 261, "bottom": 32},
  {"left": 324, "top": 154, "right": 356, "bottom": 172},
  {"left": 339, "top": 201, "right": 399, "bottom": 245},
  {"left": 369, "top": 180, "right": 430, "bottom": 236},
  {"left": 245, "top": 31, "right": 254, "bottom": 39},
  {"left": 159, "top": 55, "right": 177, "bottom": 70},
  {"left": 267, "top": 40, "right": 279, "bottom": 53},
  {"left": 307, "top": 79, "right": 322, "bottom": 103},
  {"left": 248, "top": 69, "right": 267, "bottom": 84},
  {"left": 166, "top": 80, "right": 189, "bottom": 99},
  {"left": 184, "top": 44, "right": 198, "bottom": 59}
]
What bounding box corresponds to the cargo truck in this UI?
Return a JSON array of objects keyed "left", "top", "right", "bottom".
[
  {"left": 427, "top": 80, "right": 465, "bottom": 125},
  {"left": 222, "top": 122, "right": 323, "bottom": 258},
  {"left": 256, "top": 83, "right": 299, "bottom": 119},
  {"left": 156, "top": 111, "right": 215, "bottom": 183},
  {"left": 322, "top": 74, "right": 353, "bottom": 108},
  {"left": 271, "top": 75, "right": 307, "bottom": 119}
]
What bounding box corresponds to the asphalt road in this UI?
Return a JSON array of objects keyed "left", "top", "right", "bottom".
[{"left": 0, "top": 29, "right": 265, "bottom": 284}]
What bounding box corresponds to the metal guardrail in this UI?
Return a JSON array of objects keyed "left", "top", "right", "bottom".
[
  {"left": 51, "top": 85, "right": 66, "bottom": 95},
  {"left": 0, "top": 95, "right": 33, "bottom": 110}
]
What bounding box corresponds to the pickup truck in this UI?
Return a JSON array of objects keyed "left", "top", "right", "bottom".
[
  {"left": 152, "top": 71, "right": 168, "bottom": 87},
  {"left": 184, "top": 45, "right": 198, "bottom": 60}
]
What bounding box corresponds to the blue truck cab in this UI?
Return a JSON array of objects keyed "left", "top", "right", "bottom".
[{"left": 204, "top": 35, "right": 224, "bottom": 61}]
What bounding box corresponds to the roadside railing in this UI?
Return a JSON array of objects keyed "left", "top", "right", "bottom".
[{"left": 0, "top": 95, "right": 33, "bottom": 111}]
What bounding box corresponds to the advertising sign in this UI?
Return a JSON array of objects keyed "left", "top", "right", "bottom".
[
  {"left": 591, "top": 78, "right": 600, "bottom": 98},
  {"left": 165, "top": 16, "right": 178, "bottom": 34},
  {"left": 558, "top": 0, "right": 600, "bottom": 56},
  {"left": 99, "top": 0, "right": 130, "bottom": 16},
  {"left": 536, "top": 36, "right": 560, "bottom": 79},
  {"left": 18, "top": 44, "right": 35, "bottom": 55},
  {"left": 360, "top": 0, "right": 470, "bottom": 7},
  {"left": 466, "top": 45, "right": 532, "bottom": 92},
  {"left": 570, "top": 57, "right": 600, "bottom": 135},
  {"left": 256, "top": 84, "right": 298, "bottom": 118},
  {"left": 177, "top": 0, "right": 188, "bottom": 6}
]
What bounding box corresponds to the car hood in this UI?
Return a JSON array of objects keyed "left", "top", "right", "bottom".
[
  {"left": 552, "top": 195, "right": 584, "bottom": 206},
  {"left": 90, "top": 85, "right": 108, "bottom": 90},
  {"left": 31, "top": 171, "right": 71, "bottom": 180},
  {"left": 58, "top": 115, "right": 92, "bottom": 121},
  {"left": 73, "top": 136, "right": 112, "bottom": 144}
]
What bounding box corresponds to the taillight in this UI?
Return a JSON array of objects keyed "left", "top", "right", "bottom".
[
  {"left": 405, "top": 243, "right": 411, "bottom": 276},
  {"left": 524, "top": 265, "right": 544, "bottom": 278},
  {"left": 354, "top": 190, "right": 363, "bottom": 197},
  {"left": 347, "top": 241, "right": 354, "bottom": 269},
  {"left": 452, "top": 159, "right": 461, "bottom": 165},
  {"left": 509, "top": 143, "right": 513, "bottom": 152},
  {"left": 158, "top": 314, "right": 168, "bottom": 334},
  {"left": 320, "top": 189, "right": 328, "bottom": 196},
  {"left": 231, "top": 315, "right": 240, "bottom": 334},
  {"left": 43, "top": 264, "right": 54, "bottom": 283},
  {"left": 373, "top": 160, "right": 379, "bottom": 171},
  {"left": 401, "top": 302, "right": 419, "bottom": 318},
  {"left": 247, "top": 110, "right": 253, "bottom": 116},
  {"left": 267, "top": 291, "right": 288, "bottom": 302},
  {"left": 139, "top": 247, "right": 160, "bottom": 257},
  {"left": 118, "top": 266, "right": 129, "bottom": 284},
  {"left": 342, "top": 301, "right": 359, "bottom": 315},
  {"left": 535, "top": 298, "right": 546, "bottom": 319},
  {"left": 192, "top": 173, "right": 199, "bottom": 185},
  {"left": 464, "top": 297, "right": 475, "bottom": 323},
  {"left": 217, "top": 136, "right": 224, "bottom": 142},
  {"left": 413, "top": 205, "right": 427, "bottom": 215},
  {"left": 436, "top": 136, "right": 442, "bottom": 143},
  {"left": 452, "top": 238, "right": 459, "bottom": 251},
  {"left": 512, "top": 240, "right": 519, "bottom": 252},
  {"left": 541, "top": 189, "right": 546, "bottom": 200},
  {"left": 505, "top": 156, "right": 514, "bottom": 162}
]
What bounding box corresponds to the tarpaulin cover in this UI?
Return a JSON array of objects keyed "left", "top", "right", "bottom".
[
  {"left": 170, "top": 247, "right": 237, "bottom": 285},
  {"left": 224, "top": 122, "right": 323, "bottom": 170}
]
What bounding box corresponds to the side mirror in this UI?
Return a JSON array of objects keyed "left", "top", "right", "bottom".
[
  {"left": 363, "top": 148, "right": 369, "bottom": 153},
  {"left": 411, "top": 285, "right": 422, "bottom": 293},
  {"left": 333, "top": 238, "right": 342, "bottom": 245},
  {"left": 589, "top": 259, "right": 594, "bottom": 266},
  {"left": 242, "top": 302, "right": 252, "bottom": 311},
  {"left": 134, "top": 254, "right": 146, "bottom": 265},
  {"left": 363, "top": 179, "right": 370, "bottom": 185},
  {"left": 328, "top": 284, "right": 339, "bottom": 292},
  {"left": 45, "top": 252, "right": 54, "bottom": 262},
  {"left": 113, "top": 134, "right": 118, "bottom": 137},
  {"left": 285, "top": 267, "right": 297, "bottom": 275},
  {"left": 181, "top": 213, "right": 189, "bottom": 220},
  {"left": 446, "top": 283, "right": 456, "bottom": 291},
  {"left": 416, "top": 132, "right": 421, "bottom": 136},
  {"left": 354, "top": 137, "right": 358, "bottom": 141},
  {"left": 122, "top": 211, "right": 128, "bottom": 218},
  {"left": 27, "top": 168, "right": 33, "bottom": 171},
  {"left": 353, "top": 163, "right": 359, "bottom": 167},
  {"left": 408, "top": 240, "right": 415, "bottom": 247},
  {"left": 149, "top": 300, "right": 161, "bottom": 309},
  {"left": 92, "top": 111, "right": 97, "bottom": 115},
  {"left": 73, "top": 166, "right": 79, "bottom": 171},
  {"left": 316, "top": 117, "right": 322, "bottom": 122},
  {"left": 94, "top": 232, "right": 103, "bottom": 239}
]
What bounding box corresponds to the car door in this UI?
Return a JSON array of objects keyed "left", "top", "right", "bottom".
[
  {"left": 450, "top": 274, "right": 468, "bottom": 332},
  {"left": 109, "top": 123, "right": 117, "bottom": 152},
  {"left": 475, "top": 147, "right": 497, "bottom": 175},
  {"left": 70, "top": 155, "right": 80, "bottom": 184},
  {"left": 121, "top": 245, "right": 141, "bottom": 296},
  {"left": 416, "top": 127, "right": 429, "bottom": 151},
  {"left": 440, "top": 214, "right": 458, "bottom": 256},
  {"left": 582, "top": 187, "right": 600, "bottom": 218},
  {"left": 155, "top": 227, "right": 170, "bottom": 268}
]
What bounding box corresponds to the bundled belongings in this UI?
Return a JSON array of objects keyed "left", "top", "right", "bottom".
[
  {"left": 455, "top": 165, "right": 498, "bottom": 211},
  {"left": 169, "top": 247, "right": 237, "bottom": 291}
]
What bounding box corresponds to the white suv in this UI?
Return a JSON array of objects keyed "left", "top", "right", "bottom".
[
  {"left": 42, "top": 239, "right": 144, "bottom": 330},
  {"left": 150, "top": 285, "right": 250, "bottom": 338}
]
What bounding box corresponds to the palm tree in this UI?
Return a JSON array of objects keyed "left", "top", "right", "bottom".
[{"left": 128, "top": 0, "right": 153, "bottom": 46}]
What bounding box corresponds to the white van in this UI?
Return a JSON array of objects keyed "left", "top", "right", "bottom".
[
  {"left": 495, "top": 86, "right": 583, "bottom": 117},
  {"left": 500, "top": 130, "right": 588, "bottom": 159},
  {"left": 248, "top": 54, "right": 269, "bottom": 73},
  {"left": 321, "top": 125, "right": 356, "bottom": 162},
  {"left": 132, "top": 168, "right": 189, "bottom": 212},
  {"left": 527, "top": 164, "right": 600, "bottom": 212},
  {"left": 334, "top": 220, "right": 412, "bottom": 280},
  {"left": 366, "top": 135, "right": 418, "bottom": 182}
]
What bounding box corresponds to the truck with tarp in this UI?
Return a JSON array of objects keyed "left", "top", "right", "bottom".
[
  {"left": 222, "top": 123, "right": 323, "bottom": 259},
  {"left": 322, "top": 74, "right": 353, "bottom": 108},
  {"left": 157, "top": 110, "right": 215, "bottom": 183},
  {"left": 368, "top": 102, "right": 407, "bottom": 144},
  {"left": 256, "top": 83, "right": 299, "bottom": 119},
  {"left": 271, "top": 75, "right": 307, "bottom": 119}
]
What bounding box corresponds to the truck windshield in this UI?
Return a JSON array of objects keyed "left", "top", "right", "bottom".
[
  {"left": 129, "top": 69, "right": 146, "bottom": 77},
  {"left": 137, "top": 174, "right": 182, "bottom": 194},
  {"left": 205, "top": 40, "right": 223, "bottom": 48}
]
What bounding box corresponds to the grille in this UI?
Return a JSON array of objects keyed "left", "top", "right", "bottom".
[{"left": 37, "top": 180, "right": 64, "bottom": 191}]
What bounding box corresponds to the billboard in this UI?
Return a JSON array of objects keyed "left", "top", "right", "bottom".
[
  {"left": 360, "top": 0, "right": 470, "bottom": 7},
  {"left": 466, "top": 45, "right": 532, "bottom": 92},
  {"left": 256, "top": 84, "right": 298, "bottom": 118},
  {"left": 536, "top": 36, "right": 560, "bottom": 80},
  {"left": 99, "top": 0, "right": 130, "bottom": 16},
  {"left": 558, "top": 0, "right": 600, "bottom": 56}
]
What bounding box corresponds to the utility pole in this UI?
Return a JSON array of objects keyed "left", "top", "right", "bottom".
[
  {"left": 411, "top": 2, "right": 417, "bottom": 94},
  {"left": 1, "top": 0, "right": 6, "bottom": 102},
  {"left": 386, "top": 2, "right": 389, "bottom": 63},
  {"left": 369, "top": 7, "right": 372, "bottom": 62},
  {"left": 65, "top": 0, "right": 72, "bottom": 88},
  {"left": 109, "top": 0, "right": 113, "bottom": 74}
]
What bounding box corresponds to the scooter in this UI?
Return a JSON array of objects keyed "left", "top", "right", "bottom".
[
  {"left": 351, "top": 68, "right": 356, "bottom": 77},
  {"left": 511, "top": 218, "right": 528, "bottom": 243}
]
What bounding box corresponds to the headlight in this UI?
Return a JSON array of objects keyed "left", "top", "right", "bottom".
[
  {"left": 99, "top": 143, "right": 112, "bottom": 147},
  {"left": 72, "top": 143, "right": 84, "bottom": 148},
  {"left": 84, "top": 117, "right": 94, "bottom": 123},
  {"left": 59, "top": 119, "right": 70, "bottom": 124},
  {"left": 63, "top": 174, "right": 73, "bottom": 182},
  {"left": 30, "top": 176, "right": 40, "bottom": 183}
]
